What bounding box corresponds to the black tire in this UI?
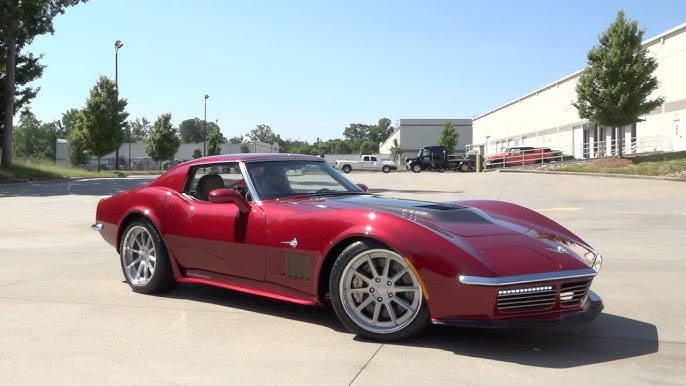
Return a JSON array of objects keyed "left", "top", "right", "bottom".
[
  {"left": 329, "top": 240, "right": 430, "bottom": 341},
  {"left": 382, "top": 165, "right": 391, "bottom": 173},
  {"left": 119, "top": 218, "right": 174, "bottom": 294},
  {"left": 459, "top": 163, "right": 471, "bottom": 172},
  {"left": 342, "top": 165, "right": 352, "bottom": 174},
  {"left": 411, "top": 164, "right": 422, "bottom": 173}
]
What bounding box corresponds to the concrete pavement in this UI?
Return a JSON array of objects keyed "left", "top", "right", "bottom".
[{"left": 0, "top": 172, "right": 684, "bottom": 385}]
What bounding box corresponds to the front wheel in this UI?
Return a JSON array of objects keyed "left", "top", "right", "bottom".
[
  {"left": 459, "top": 163, "right": 471, "bottom": 172},
  {"left": 411, "top": 164, "right": 422, "bottom": 173},
  {"left": 120, "top": 219, "right": 174, "bottom": 294},
  {"left": 330, "top": 240, "right": 430, "bottom": 341},
  {"left": 342, "top": 165, "right": 352, "bottom": 174},
  {"left": 382, "top": 165, "right": 391, "bottom": 173}
]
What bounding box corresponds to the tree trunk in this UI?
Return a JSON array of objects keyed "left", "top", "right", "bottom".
[
  {"left": 1, "top": 35, "right": 18, "bottom": 169},
  {"left": 97, "top": 157, "right": 101, "bottom": 172}
]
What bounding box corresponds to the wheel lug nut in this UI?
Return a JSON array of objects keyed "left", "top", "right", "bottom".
[
  {"left": 377, "top": 297, "right": 383, "bottom": 302},
  {"left": 369, "top": 288, "right": 375, "bottom": 293},
  {"left": 388, "top": 293, "right": 393, "bottom": 298},
  {"left": 387, "top": 281, "right": 392, "bottom": 286},
  {"left": 375, "top": 278, "right": 381, "bottom": 283}
]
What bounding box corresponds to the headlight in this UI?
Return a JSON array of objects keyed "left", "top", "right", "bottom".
[{"left": 592, "top": 253, "right": 603, "bottom": 273}]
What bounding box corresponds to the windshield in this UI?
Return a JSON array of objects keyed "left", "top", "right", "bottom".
[{"left": 245, "top": 160, "right": 366, "bottom": 200}]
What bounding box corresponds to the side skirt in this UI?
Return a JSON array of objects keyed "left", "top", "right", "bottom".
[{"left": 177, "top": 270, "right": 320, "bottom": 306}]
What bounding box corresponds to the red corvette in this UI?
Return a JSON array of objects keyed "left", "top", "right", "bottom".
[{"left": 92, "top": 153, "right": 603, "bottom": 341}]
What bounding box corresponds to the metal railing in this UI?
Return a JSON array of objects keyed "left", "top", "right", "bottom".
[{"left": 484, "top": 135, "right": 673, "bottom": 169}]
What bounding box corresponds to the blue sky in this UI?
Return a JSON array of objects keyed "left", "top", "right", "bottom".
[{"left": 25, "top": 0, "right": 686, "bottom": 142}]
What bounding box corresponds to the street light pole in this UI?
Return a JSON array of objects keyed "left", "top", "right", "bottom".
[
  {"left": 114, "top": 40, "right": 125, "bottom": 170},
  {"left": 204, "top": 94, "right": 209, "bottom": 156}
]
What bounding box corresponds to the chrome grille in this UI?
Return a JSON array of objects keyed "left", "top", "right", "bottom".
[
  {"left": 497, "top": 286, "right": 556, "bottom": 312},
  {"left": 560, "top": 280, "right": 592, "bottom": 306}
]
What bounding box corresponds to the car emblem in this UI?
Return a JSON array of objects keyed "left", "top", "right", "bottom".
[
  {"left": 281, "top": 238, "right": 298, "bottom": 248},
  {"left": 547, "top": 246, "right": 568, "bottom": 254}
]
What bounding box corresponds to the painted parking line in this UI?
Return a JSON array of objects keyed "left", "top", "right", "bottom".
[{"left": 534, "top": 207, "right": 583, "bottom": 211}]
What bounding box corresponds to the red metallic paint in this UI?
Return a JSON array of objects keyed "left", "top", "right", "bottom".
[{"left": 94, "top": 154, "right": 602, "bottom": 327}]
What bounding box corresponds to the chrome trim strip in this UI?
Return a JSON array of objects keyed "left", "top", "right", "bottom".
[
  {"left": 91, "top": 223, "right": 103, "bottom": 231},
  {"left": 459, "top": 268, "right": 597, "bottom": 286}
]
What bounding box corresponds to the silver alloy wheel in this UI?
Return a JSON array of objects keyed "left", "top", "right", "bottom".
[
  {"left": 121, "top": 225, "right": 157, "bottom": 286},
  {"left": 339, "top": 249, "right": 423, "bottom": 335},
  {"left": 412, "top": 164, "right": 421, "bottom": 173}
]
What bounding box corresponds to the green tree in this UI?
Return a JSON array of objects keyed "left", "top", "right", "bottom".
[
  {"left": 358, "top": 140, "right": 375, "bottom": 155},
  {"left": 146, "top": 113, "right": 180, "bottom": 168},
  {"left": 229, "top": 135, "right": 246, "bottom": 144},
  {"left": 67, "top": 116, "right": 89, "bottom": 168},
  {"left": 248, "top": 124, "right": 277, "bottom": 144},
  {"left": 573, "top": 10, "right": 664, "bottom": 157},
  {"left": 12, "top": 110, "right": 56, "bottom": 160},
  {"left": 206, "top": 127, "right": 223, "bottom": 156},
  {"left": 389, "top": 138, "right": 403, "bottom": 162},
  {"left": 239, "top": 143, "right": 250, "bottom": 153},
  {"left": 179, "top": 118, "right": 204, "bottom": 143},
  {"left": 71, "top": 76, "right": 128, "bottom": 171},
  {"left": 438, "top": 121, "right": 459, "bottom": 153},
  {"left": 57, "top": 108, "right": 88, "bottom": 166},
  {"left": 192, "top": 149, "right": 202, "bottom": 159},
  {"left": 128, "top": 117, "right": 151, "bottom": 142},
  {"left": 1, "top": 0, "right": 87, "bottom": 169}
]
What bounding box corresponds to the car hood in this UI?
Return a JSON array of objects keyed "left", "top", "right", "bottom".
[
  {"left": 293, "top": 195, "right": 590, "bottom": 273},
  {"left": 486, "top": 152, "right": 508, "bottom": 160},
  {"left": 297, "top": 195, "right": 526, "bottom": 237}
]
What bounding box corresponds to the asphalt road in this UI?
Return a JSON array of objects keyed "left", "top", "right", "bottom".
[{"left": 0, "top": 171, "right": 684, "bottom": 385}]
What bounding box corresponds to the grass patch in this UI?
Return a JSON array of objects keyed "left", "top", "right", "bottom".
[
  {"left": 0, "top": 159, "right": 164, "bottom": 183},
  {"left": 553, "top": 152, "right": 686, "bottom": 178}
]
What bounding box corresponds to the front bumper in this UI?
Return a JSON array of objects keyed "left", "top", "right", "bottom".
[{"left": 433, "top": 290, "right": 603, "bottom": 329}]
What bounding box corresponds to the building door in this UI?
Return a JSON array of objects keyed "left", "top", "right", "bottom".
[
  {"left": 674, "top": 120, "right": 683, "bottom": 152},
  {"left": 572, "top": 126, "right": 583, "bottom": 159}
]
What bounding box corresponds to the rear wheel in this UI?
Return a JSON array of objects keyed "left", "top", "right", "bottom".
[
  {"left": 459, "top": 163, "right": 471, "bottom": 172},
  {"left": 330, "top": 240, "right": 430, "bottom": 341},
  {"left": 342, "top": 165, "right": 352, "bottom": 174},
  {"left": 120, "top": 219, "right": 174, "bottom": 294}
]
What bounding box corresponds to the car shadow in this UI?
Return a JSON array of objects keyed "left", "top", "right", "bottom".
[
  {"left": 385, "top": 313, "right": 658, "bottom": 368},
  {"left": 0, "top": 177, "right": 153, "bottom": 198},
  {"left": 159, "top": 283, "right": 347, "bottom": 334},
  {"left": 160, "top": 284, "right": 657, "bottom": 368}
]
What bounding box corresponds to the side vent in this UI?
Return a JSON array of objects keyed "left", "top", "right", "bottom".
[{"left": 285, "top": 253, "right": 311, "bottom": 280}]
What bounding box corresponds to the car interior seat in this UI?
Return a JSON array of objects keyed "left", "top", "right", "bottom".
[{"left": 195, "top": 174, "right": 225, "bottom": 201}]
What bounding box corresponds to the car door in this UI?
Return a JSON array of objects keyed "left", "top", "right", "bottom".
[{"left": 163, "top": 163, "right": 266, "bottom": 281}]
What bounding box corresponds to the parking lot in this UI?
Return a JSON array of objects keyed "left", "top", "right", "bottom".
[{"left": 1, "top": 171, "right": 685, "bottom": 385}]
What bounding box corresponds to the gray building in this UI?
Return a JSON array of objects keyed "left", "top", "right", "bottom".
[{"left": 379, "top": 119, "right": 473, "bottom": 162}]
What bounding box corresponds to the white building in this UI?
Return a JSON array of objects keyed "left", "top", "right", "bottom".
[
  {"left": 470, "top": 22, "right": 686, "bottom": 158},
  {"left": 380, "top": 119, "right": 473, "bottom": 161}
]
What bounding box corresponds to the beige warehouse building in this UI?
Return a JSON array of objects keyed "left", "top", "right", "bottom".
[{"left": 470, "top": 22, "right": 686, "bottom": 159}]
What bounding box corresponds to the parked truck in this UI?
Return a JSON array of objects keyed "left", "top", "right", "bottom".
[
  {"left": 335, "top": 155, "right": 397, "bottom": 174},
  {"left": 404, "top": 145, "right": 476, "bottom": 173}
]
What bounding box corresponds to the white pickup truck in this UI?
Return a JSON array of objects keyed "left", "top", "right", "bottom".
[{"left": 335, "top": 155, "right": 397, "bottom": 174}]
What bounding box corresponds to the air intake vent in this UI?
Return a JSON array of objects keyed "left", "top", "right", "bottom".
[
  {"left": 560, "top": 280, "right": 592, "bottom": 307},
  {"left": 497, "top": 285, "right": 556, "bottom": 312}
]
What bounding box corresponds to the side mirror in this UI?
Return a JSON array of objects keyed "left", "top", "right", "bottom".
[
  {"left": 208, "top": 188, "right": 251, "bottom": 214},
  {"left": 356, "top": 183, "right": 369, "bottom": 192}
]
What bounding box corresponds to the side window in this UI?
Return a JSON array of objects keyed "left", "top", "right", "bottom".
[
  {"left": 369, "top": 156, "right": 378, "bottom": 162},
  {"left": 363, "top": 156, "right": 370, "bottom": 162},
  {"left": 511, "top": 149, "right": 521, "bottom": 155},
  {"left": 185, "top": 162, "right": 246, "bottom": 201}
]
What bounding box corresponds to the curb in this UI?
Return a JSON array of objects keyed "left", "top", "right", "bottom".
[{"left": 497, "top": 168, "right": 686, "bottom": 182}]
